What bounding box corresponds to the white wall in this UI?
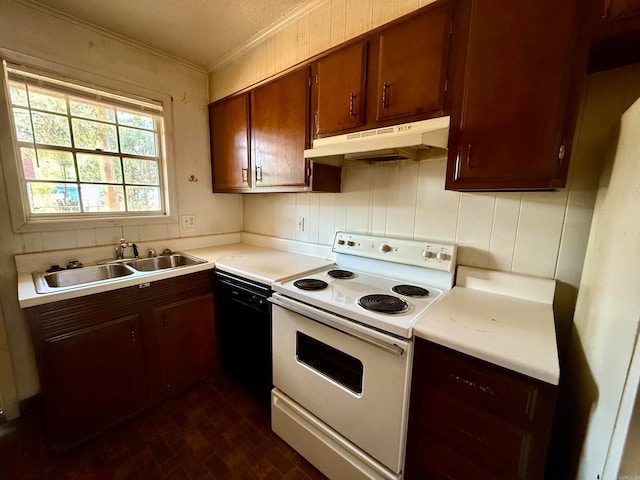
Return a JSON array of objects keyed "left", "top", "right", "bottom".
[{"left": 0, "top": 0, "right": 242, "bottom": 409}]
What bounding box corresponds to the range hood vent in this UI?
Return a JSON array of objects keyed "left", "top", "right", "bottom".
[{"left": 304, "top": 116, "right": 450, "bottom": 161}]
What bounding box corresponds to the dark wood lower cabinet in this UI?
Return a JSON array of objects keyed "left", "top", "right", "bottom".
[
  {"left": 26, "top": 271, "right": 216, "bottom": 453},
  {"left": 405, "top": 338, "right": 557, "bottom": 480}
]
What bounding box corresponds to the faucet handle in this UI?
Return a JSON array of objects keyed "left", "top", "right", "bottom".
[{"left": 148, "top": 249, "right": 157, "bottom": 258}]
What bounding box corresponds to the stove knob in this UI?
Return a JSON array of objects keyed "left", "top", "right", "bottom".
[
  {"left": 347, "top": 240, "right": 356, "bottom": 247},
  {"left": 337, "top": 239, "right": 345, "bottom": 245},
  {"left": 436, "top": 250, "right": 448, "bottom": 262},
  {"left": 380, "top": 243, "right": 393, "bottom": 253},
  {"left": 422, "top": 249, "right": 433, "bottom": 259}
]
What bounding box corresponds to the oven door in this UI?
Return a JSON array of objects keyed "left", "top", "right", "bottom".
[{"left": 270, "top": 298, "right": 413, "bottom": 475}]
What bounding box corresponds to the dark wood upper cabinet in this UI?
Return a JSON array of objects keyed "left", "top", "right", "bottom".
[
  {"left": 374, "top": 1, "right": 452, "bottom": 123},
  {"left": 209, "top": 67, "right": 341, "bottom": 193},
  {"left": 315, "top": 42, "right": 368, "bottom": 136},
  {"left": 445, "top": 0, "right": 593, "bottom": 191},
  {"left": 209, "top": 93, "right": 251, "bottom": 192},
  {"left": 312, "top": 2, "right": 452, "bottom": 138},
  {"left": 251, "top": 67, "right": 310, "bottom": 188}
]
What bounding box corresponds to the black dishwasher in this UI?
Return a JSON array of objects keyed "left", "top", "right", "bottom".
[{"left": 214, "top": 270, "right": 272, "bottom": 400}]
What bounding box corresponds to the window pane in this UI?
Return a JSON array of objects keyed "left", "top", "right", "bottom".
[
  {"left": 81, "top": 184, "right": 125, "bottom": 212},
  {"left": 123, "top": 158, "right": 159, "bottom": 185},
  {"left": 9, "top": 83, "right": 28, "bottom": 106},
  {"left": 72, "top": 118, "right": 118, "bottom": 152},
  {"left": 21, "top": 148, "right": 77, "bottom": 181},
  {"left": 77, "top": 154, "right": 123, "bottom": 183},
  {"left": 28, "top": 87, "right": 67, "bottom": 114},
  {"left": 32, "top": 111, "right": 72, "bottom": 147},
  {"left": 12, "top": 108, "right": 34, "bottom": 142},
  {"left": 119, "top": 126, "right": 156, "bottom": 156},
  {"left": 126, "top": 186, "right": 161, "bottom": 211},
  {"left": 70, "top": 99, "right": 116, "bottom": 122},
  {"left": 27, "top": 182, "right": 80, "bottom": 214},
  {"left": 117, "top": 110, "right": 154, "bottom": 129}
]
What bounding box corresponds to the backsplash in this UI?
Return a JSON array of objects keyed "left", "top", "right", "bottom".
[{"left": 244, "top": 155, "right": 582, "bottom": 284}]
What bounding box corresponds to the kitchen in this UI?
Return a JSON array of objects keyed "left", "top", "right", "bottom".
[{"left": 0, "top": 0, "right": 639, "bottom": 479}]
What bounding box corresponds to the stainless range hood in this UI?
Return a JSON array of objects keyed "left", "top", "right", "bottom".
[{"left": 304, "top": 116, "right": 450, "bottom": 161}]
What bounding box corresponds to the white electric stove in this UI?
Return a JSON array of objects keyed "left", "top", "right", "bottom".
[{"left": 270, "top": 232, "right": 457, "bottom": 480}]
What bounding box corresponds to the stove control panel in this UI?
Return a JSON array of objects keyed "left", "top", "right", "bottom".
[{"left": 332, "top": 232, "right": 457, "bottom": 272}]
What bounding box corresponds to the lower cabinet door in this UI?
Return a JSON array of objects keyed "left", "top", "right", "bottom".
[
  {"left": 405, "top": 432, "right": 500, "bottom": 480},
  {"left": 41, "top": 314, "right": 149, "bottom": 451},
  {"left": 153, "top": 293, "right": 216, "bottom": 393}
]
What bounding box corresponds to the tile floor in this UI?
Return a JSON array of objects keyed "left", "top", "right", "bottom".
[{"left": 0, "top": 368, "right": 327, "bottom": 480}]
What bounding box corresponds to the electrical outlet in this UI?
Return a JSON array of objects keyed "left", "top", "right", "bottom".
[
  {"left": 296, "top": 216, "right": 305, "bottom": 232},
  {"left": 182, "top": 214, "right": 196, "bottom": 228}
]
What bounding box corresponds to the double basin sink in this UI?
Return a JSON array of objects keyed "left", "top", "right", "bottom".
[{"left": 32, "top": 253, "right": 207, "bottom": 294}]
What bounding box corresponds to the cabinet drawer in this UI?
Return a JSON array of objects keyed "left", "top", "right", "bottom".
[
  {"left": 421, "top": 388, "right": 531, "bottom": 478},
  {"left": 405, "top": 432, "right": 500, "bottom": 480},
  {"left": 417, "top": 339, "right": 554, "bottom": 424}
]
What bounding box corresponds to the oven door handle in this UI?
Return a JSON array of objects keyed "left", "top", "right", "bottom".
[{"left": 269, "top": 294, "right": 407, "bottom": 357}]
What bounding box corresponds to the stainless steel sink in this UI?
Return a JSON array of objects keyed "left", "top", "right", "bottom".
[
  {"left": 33, "top": 263, "right": 135, "bottom": 293},
  {"left": 125, "top": 253, "right": 206, "bottom": 272}
]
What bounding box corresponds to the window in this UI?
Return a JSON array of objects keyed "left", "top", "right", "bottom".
[{"left": 5, "top": 65, "right": 165, "bottom": 218}]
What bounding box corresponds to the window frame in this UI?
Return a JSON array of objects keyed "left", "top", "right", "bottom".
[{"left": 0, "top": 56, "right": 178, "bottom": 233}]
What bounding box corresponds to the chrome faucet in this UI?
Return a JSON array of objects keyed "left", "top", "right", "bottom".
[{"left": 116, "top": 238, "right": 139, "bottom": 259}]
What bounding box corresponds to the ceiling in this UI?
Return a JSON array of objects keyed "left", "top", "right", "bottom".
[{"left": 29, "top": 0, "right": 313, "bottom": 70}]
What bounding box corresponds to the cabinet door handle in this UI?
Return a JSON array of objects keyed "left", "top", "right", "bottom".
[
  {"left": 349, "top": 92, "right": 358, "bottom": 117},
  {"left": 453, "top": 147, "right": 461, "bottom": 181},
  {"left": 162, "top": 317, "right": 168, "bottom": 330},
  {"left": 241, "top": 167, "right": 248, "bottom": 184},
  {"left": 256, "top": 166, "right": 263, "bottom": 182},
  {"left": 382, "top": 82, "right": 390, "bottom": 109},
  {"left": 466, "top": 143, "right": 472, "bottom": 169},
  {"left": 454, "top": 422, "right": 487, "bottom": 445},
  {"left": 130, "top": 328, "right": 136, "bottom": 342},
  {"left": 449, "top": 373, "right": 495, "bottom": 396}
]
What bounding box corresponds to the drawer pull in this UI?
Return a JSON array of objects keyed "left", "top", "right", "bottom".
[
  {"left": 454, "top": 423, "right": 486, "bottom": 445},
  {"left": 450, "top": 374, "right": 495, "bottom": 396}
]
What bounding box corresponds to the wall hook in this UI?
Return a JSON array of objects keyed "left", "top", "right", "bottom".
[{"left": 188, "top": 174, "right": 198, "bottom": 182}]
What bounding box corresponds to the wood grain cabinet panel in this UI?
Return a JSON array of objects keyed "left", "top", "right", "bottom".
[
  {"left": 209, "top": 93, "right": 250, "bottom": 192},
  {"left": 152, "top": 293, "right": 216, "bottom": 393},
  {"left": 315, "top": 42, "right": 368, "bottom": 137},
  {"left": 405, "top": 338, "right": 557, "bottom": 480},
  {"left": 313, "top": 1, "right": 452, "bottom": 137},
  {"left": 374, "top": 1, "right": 451, "bottom": 123},
  {"left": 251, "top": 67, "right": 310, "bottom": 189},
  {"left": 27, "top": 271, "right": 216, "bottom": 453},
  {"left": 39, "top": 314, "right": 148, "bottom": 452},
  {"left": 445, "top": 0, "right": 592, "bottom": 191}
]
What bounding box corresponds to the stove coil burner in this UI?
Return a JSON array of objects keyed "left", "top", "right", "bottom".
[
  {"left": 327, "top": 269, "right": 355, "bottom": 279},
  {"left": 392, "top": 284, "right": 430, "bottom": 297},
  {"left": 358, "top": 294, "right": 409, "bottom": 314},
  {"left": 293, "top": 279, "right": 328, "bottom": 291}
]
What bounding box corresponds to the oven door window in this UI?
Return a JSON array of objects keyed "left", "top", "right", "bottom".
[{"left": 295, "top": 331, "right": 363, "bottom": 394}]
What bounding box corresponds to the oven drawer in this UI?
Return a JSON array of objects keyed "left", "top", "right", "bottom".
[
  {"left": 271, "top": 389, "right": 400, "bottom": 480},
  {"left": 418, "top": 339, "right": 555, "bottom": 425},
  {"left": 421, "top": 388, "right": 532, "bottom": 478},
  {"left": 271, "top": 303, "right": 412, "bottom": 474}
]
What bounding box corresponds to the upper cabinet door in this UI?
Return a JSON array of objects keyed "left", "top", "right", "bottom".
[
  {"left": 445, "top": 0, "right": 590, "bottom": 191},
  {"left": 315, "top": 42, "right": 368, "bottom": 137},
  {"left": 251, "top": 68, "right": 310, "bottom": 188},
  {"left": 209, "top": 93, "right": 251, "bottom": 192},
  {"left": 376, "top": 2, "right": 452, "bottom": 123}
]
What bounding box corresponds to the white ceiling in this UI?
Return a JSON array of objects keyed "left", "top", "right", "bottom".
[{"left": 29, "top": 0, "right": 313, "bottom": 70}]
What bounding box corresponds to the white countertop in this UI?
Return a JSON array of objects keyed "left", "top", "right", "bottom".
[
  {"left": 414, "top": 266, "right": 560, "bottom": 385},
  {"left": 18, "top": 243, "right": 334, "bottom": 308}
]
